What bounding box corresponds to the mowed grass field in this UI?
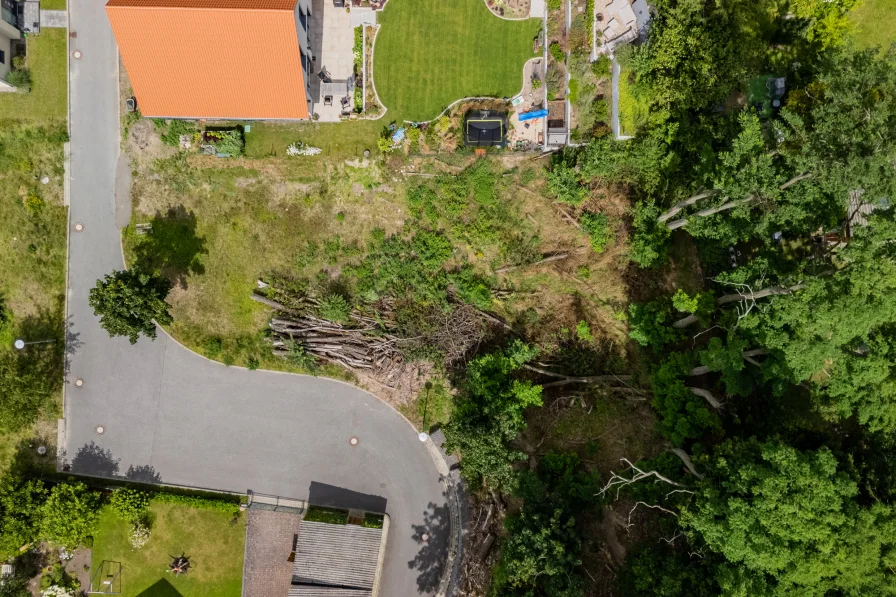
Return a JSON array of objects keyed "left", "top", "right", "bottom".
[
  {"left": 850, "top": 0, "right": 896, "bottom": 49},
  {"left": 374, "top": 0, "right": 541, "bottom": 121},
  {"left": 91, "top": 503, "right": 246, "bottom": 597}
]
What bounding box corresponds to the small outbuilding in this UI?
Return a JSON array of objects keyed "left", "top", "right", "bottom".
[{"left": 464, "top": 111, "right": 508, "bottom": 147}]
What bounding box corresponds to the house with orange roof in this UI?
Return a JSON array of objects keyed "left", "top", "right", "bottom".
[{"left": 106, "top": 0, "right": 358, "bottom": 120}]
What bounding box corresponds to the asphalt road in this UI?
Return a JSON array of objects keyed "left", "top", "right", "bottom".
[{"left": 64, "top": 2, "right": 448, "bottom": 595}]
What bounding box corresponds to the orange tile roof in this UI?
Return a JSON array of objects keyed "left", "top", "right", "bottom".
[{"left": 106, "top": 0, "right": 309, "bottom": 120}]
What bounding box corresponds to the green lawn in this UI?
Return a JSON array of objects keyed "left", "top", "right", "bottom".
[
  {"left": 91, "top": 503, "right": 246, "bottom": 597},
  {"left": 0, "top": 29, "right": 67, "bottom": 121},
  {"left": 374, "top": 0, "right": 541, "bottom": 121},
  {"left": 41, "top": 0, "right": 66, "bottom": 9},
  {"left": 617, "top": 67, "right": 649, "bottom": 136},
  {"left": 244, "top": 120, "right": 383, "bottom": 159},
  {"left": 850, "top": 0, "right": 896, "bottom": 49}
]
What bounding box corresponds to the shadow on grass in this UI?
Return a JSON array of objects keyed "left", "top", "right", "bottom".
[
  {"left": 136, "top": 578, "right": 185, "bottom": 597},
  {"left": 133, "top": 206, "right": 206, "bottom": 289}
]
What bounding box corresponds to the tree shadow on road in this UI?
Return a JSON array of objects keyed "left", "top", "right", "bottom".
[
  {"left": 132, "top": 206, "right": 206, "bottom": 290},
  {"left": 407, "top": 495, "right": 451, "bottom": 594},
  {"left": 65, "top": 441, "right": 163, "bottom": 484},
  {"left": 69, "top": 441, "right": 120, "bottom": 476},
  {"left": 126, "top": 464, "right": 162, "bottom": 483}
]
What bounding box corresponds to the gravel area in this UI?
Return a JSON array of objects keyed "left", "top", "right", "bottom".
[{"left": 243, "top": 510, "right": 302, "bottom": 597}]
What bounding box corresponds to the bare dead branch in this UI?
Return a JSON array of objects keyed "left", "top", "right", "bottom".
[
  {"left": 625, "top": 502, "right": 678, "bottom": 528},
  {"left": 669, "top": 448, "right": 705, "bottom": 480},
  {"left": 688, "top": 387, "right": 722, "bottom": 409},
  {"left": 657, "top": 189, "right": 720, "bottom": 223},
  {"left": 599, "top": 458, "right": 687, "bottom": 501}
]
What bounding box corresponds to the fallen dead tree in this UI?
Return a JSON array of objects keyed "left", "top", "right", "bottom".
[
  {"left": 252, "top": 291, "right": 492, "bottom": 377},
  {"left": 269, "top": 314, "right": 405, "bottom": 372}
]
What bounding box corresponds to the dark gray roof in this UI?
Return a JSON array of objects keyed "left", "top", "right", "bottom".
[
  {"left": 288, "top": 588, "right": 372, "bottom": 597},
  {"left": 292, "top": 521, "right": 383, "bottom": 590}
]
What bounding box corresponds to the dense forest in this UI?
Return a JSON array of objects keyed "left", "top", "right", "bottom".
[{"left": 458, "top": 0, "right": 896, "bottom": 594}]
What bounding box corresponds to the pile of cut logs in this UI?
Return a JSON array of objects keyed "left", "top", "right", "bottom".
[{"left": 268, "top": 314, "right": 405, "bottom": 373}]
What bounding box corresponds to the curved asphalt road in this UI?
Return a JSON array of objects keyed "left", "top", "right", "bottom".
[{"left": 64, "top": 2, "right": 448, "bottom": 595}]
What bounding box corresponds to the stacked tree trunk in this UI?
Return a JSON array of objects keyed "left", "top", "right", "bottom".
[{"left": 268, "top": 314, "right": 405, "bottom": 374}]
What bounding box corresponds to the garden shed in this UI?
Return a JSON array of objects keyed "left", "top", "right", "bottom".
[{"left": 464, "top": 110, "right": 508, "bottom": 147}]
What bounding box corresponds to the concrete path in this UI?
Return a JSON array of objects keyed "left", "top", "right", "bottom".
[
  {"left": 64, "top": 1, "right": 448, "bottom": 595},
  {"left": 40, "top": 9, "right": 68, "bottom": 27},
  {"left": 529, "top": 0, "right": 545, "bottom": 18}
]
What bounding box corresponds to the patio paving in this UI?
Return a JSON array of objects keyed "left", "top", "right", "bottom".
[
  {"left": 310, "top": 0, "right": 356, "bottom": 121},
  {"left": 243, "top": 509, "right": 301, "bottom": 597}
]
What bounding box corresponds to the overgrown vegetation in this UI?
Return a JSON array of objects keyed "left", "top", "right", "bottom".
[
  {"left": 532, "top": 0, "right": 896, "bottom": 594},
  {"left": 110, "top": 4, "right": 896, "bottom": 592}
]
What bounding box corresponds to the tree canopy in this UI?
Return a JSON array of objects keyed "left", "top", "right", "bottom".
[{"left": 89, "top": 269, "right": 173, "bottom": 344}]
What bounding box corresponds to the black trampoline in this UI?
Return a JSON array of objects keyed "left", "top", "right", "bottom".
[{"left": 464, "top": 110, "right": 508, "bottom": 147}]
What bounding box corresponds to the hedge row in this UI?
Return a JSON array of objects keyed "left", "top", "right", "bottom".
[{"left": 151, "top": 492, "right": 242, "bottom": 514}]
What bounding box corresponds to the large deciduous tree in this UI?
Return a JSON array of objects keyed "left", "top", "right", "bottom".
[
  {"left": 88, "top": 269, "right": 172, "bottom": 344},
  {"left": 444, "top": 341, "right": 543, "bottom": 490},
  {"left": 745, "top": 216, "right": 896, "bottom": 429},
  {"left": 682, "top": 439, "right": 896, "bottom": 595},
  {"left": 491, "top": 452, "right": 600, "bottom": 597}
]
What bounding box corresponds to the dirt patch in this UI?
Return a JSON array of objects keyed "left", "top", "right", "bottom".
[{"left": 127, "top": 118, "right": 170, "bottom": 157}]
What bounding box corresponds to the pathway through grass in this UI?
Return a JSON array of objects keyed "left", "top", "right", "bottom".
[{"left": 374, "top": 0, "right": 540, "bottom": 121}]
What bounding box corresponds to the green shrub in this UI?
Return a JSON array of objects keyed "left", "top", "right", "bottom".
[
  {"left": 547, "top": 160, "right": 587, "bottom": 206},
  {"left": 304, "top": 506, "right": 348, "bottom": 525},
  {"left": 6, "top": 69, "right": 31, "bottom": 89},
  {"left": 362, "top": 513, "right": 385, "bottom": 529},
  {"left": 568, "top": 78, "right": 580, "bottom": 102},
  {"left": 547, "top": 0, "right": 562, "bottom": 10},
  {"left": 318, "top": 294, "right": 351, "bottom": 323},
  {"left": 205, "top": 129, "right": 244, "bottom": 156},
  {"left": 628, "top": 300, "right": 680, "bottom": 349},
  {"left": 152, "top": 492, "right": 241, "bottom": 514},
  {"left": 39, "top": 482, "right": 101, "bottom": 549},
  {"left": 109, "top": 488, "right": 150, "bottom": 523},
  {"left": 592, "top": 54, "right": 611, "bottom": 77},
  {"left": 579, "top": 212, "right": 612, "bottom": 252},
  {"left": 549, "top": 42, "right": 565, "bottom": 63}
]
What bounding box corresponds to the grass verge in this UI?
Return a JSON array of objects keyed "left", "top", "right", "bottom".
[
  {"left": 0, "top": 121, "right": 68, "bottom": 475},
  {"left": 374, "top": 0, "right": 541, "bottom": 121},
  {"left": 244, "top": 120, "right": 383, "bottom": 159},
  {"left": 91, "top": 503, "right": 246, "bottom": 597},
  {"left": 617, "top": 66, "right": 649, "bottom": 136}
]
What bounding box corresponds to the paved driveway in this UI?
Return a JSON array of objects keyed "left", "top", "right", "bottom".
[{"left": 65, "top": 1, "right": 448, "bottom": 595}]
